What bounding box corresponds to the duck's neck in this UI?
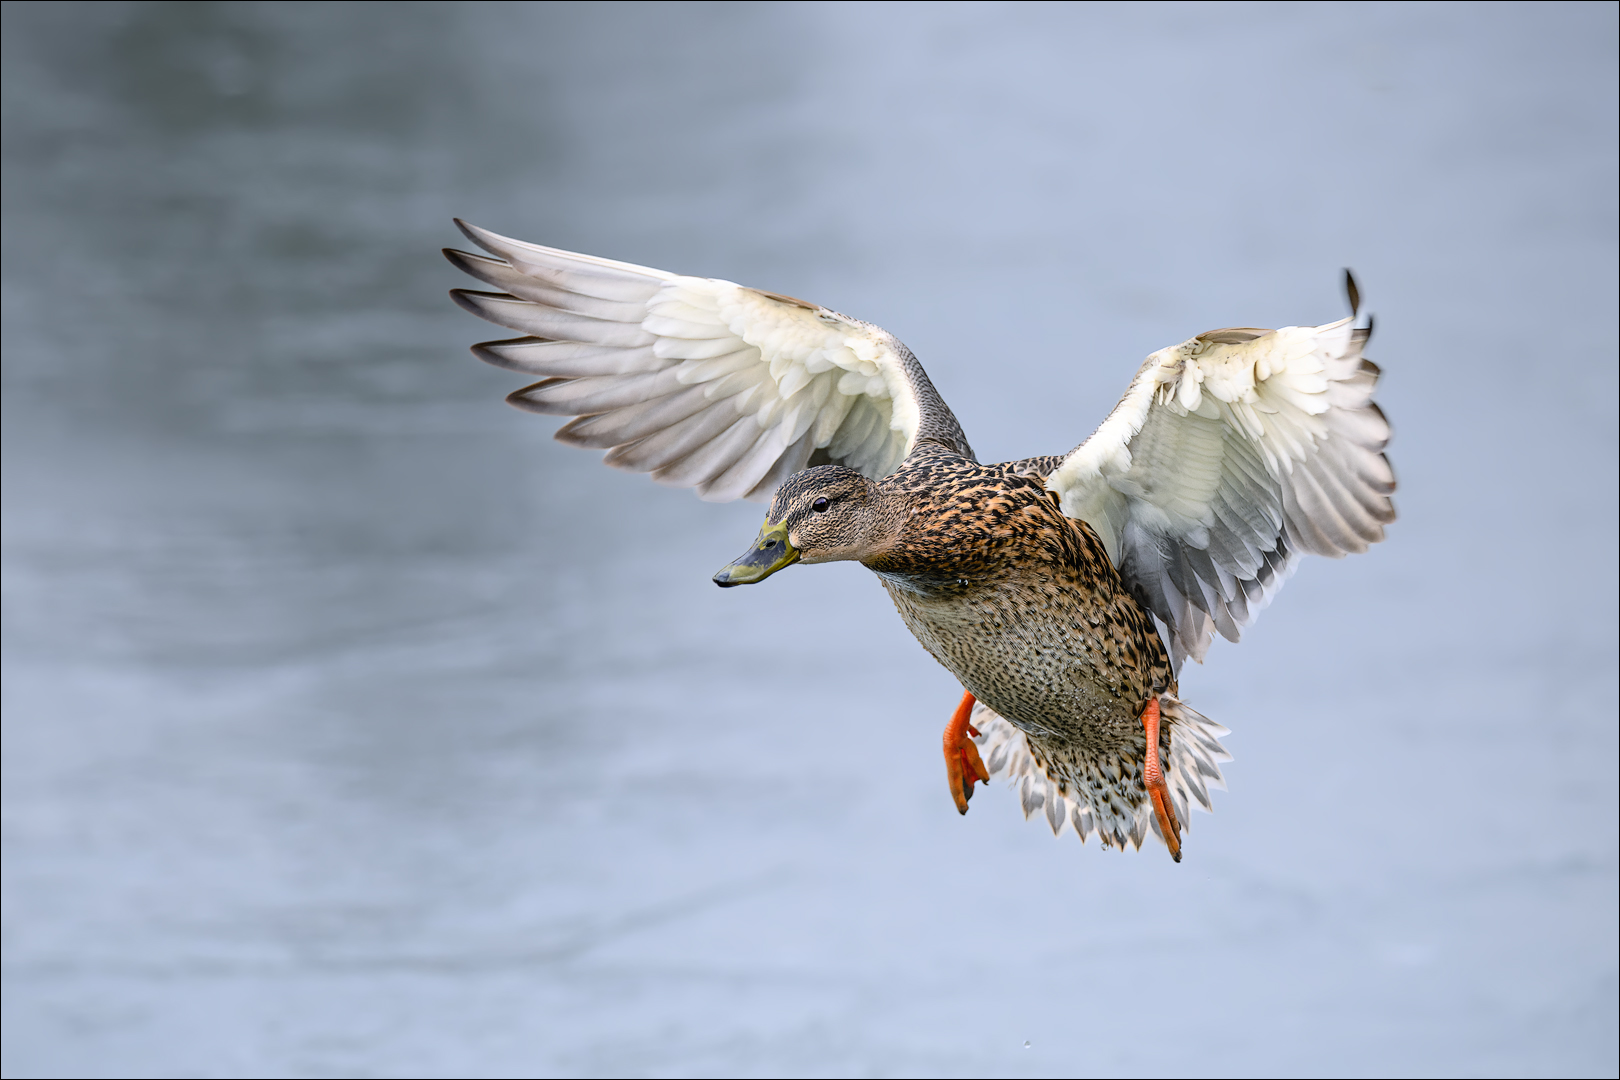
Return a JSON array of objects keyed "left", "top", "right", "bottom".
[
  {"left": 862, "top": 509, "right": 1005, "bottom": 592},
  {"left": 859, "top": 447, "right": 1009, "bottom": 593}
]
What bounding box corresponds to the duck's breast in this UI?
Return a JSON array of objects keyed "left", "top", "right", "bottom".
[{"left": 872, "top": 471, "right": 1173, "bottom": 753}]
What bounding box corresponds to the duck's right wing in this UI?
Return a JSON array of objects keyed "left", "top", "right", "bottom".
[
  {"left": 446, "top": 222, "right": 973, "bottom": 502},
  {"left": 1046, "top": 296, "right": 1395, "bottom": 668}
]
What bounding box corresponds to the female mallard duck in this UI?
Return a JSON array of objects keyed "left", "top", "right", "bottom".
[{"left": 446, "top": 221, "right": 1394, "bottom": 861}]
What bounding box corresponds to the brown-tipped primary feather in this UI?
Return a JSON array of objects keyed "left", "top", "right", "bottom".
[
  {"left": 444, "top": 249, "right": 649, "bottom": 322},
  {"left": 471, "top": 339, "right": 665, "bottom": 377},
  {"left": 453, "top": 219, "right": 667, "bottom": 304},
  {"left": 450, "top": 290, "right": 655, "bottom": 347}
]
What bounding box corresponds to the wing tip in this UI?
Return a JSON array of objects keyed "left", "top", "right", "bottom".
[
  {"left": 449, "top": 287, "right": 525, "bottom": 325},
  {"left": 472, "top": 338, "right": 550, "bottom": 372},
  {"left": 444, "top": 247, "right": 494, "bottom": 274},
  {"left": 553, "top": 415, "right": 618, "bottom": 449},
  {"left": 453, "top": 217, "right": 492, "bottom": 251},
  {"left": 448, "top": 287, "right": 482, "bottom": 317},
  {"left": 1343, "top": 270, "right": 1374, "bottom": 344},
  {"left": 505, "top": 379, "right": 574, "bottom": 415}
]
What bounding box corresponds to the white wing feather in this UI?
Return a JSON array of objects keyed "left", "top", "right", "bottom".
[
  {"left": 1047, "top": 318, "right": 1394, "bottom": 667},
  {"left": 448, "top": 222, "right": 942, "bottom": 502}
]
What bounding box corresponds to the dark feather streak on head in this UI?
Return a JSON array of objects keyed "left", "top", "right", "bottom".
[{"left": 766, "top": 464, "right": 867, "bottom": 524}]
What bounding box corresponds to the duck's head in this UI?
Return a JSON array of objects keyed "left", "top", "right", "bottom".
[{"left": 713, "top": 466, "right": 889, "bottom": 587}]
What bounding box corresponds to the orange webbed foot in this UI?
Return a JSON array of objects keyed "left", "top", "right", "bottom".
[
  {"left": 944, "top": 691, "right": 990, "bottom": 814},
  {"left": 1140, "top": 697, "right": 1183, "bottom": 862}
]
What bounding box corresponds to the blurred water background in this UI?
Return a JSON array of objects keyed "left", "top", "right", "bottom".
[{"left": 3, "top": 3, "right": 1616, "bottom": 1077}]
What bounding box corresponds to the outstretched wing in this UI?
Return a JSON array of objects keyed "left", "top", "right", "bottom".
[
  {"left": 1047, "top": 310, "right": 1394, "bottom": 667},
  {"left": 446, "top": 222, "right": 972, "bottom": 502}
]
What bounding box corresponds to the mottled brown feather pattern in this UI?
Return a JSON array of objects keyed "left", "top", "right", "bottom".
[
  {"left": 863, "top": 443, "right": 1175, "bottom": 822},
  {"left": 444, "top": 229, "right": 1386, "bottom": 854}
]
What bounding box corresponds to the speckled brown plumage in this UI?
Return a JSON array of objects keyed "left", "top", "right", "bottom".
[
  {"left": 852, "top": 443, "right": 1177, "bottom": 835},
  {"left": 449, "top": 228, "right": 1394, "bottom": 859}
]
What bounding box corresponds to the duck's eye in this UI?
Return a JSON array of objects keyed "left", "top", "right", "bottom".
[{"left": 811, "top": 497, "right": 829, "bottom": 513}]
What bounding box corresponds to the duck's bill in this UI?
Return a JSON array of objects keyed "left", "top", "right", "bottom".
[{"left": 713, "top": 521, "right": 800, "bottom": 587}]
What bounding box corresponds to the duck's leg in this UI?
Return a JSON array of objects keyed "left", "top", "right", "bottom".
[
  {"left": 944, "top": 690, "right": 990, "bottom": 815},
  {"left": 1140, "top": 696, "right": 1182, "bottom": 862}
]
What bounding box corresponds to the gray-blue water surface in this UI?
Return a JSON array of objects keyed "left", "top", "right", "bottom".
[{"left": 3, "top": 3, "right": 1616, "bottom": 1077}]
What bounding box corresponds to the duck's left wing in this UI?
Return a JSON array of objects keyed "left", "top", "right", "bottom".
[
  {"left": 1047, "top": 304, "right": 1395, "bottom": 668},
  {"left": 446, "top": 222, "right": 972, "bottom": 502}
]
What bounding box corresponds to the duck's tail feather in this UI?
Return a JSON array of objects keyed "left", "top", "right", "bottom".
[{"left": 969, "top": 693, "right": 1230, "bottom": 853}]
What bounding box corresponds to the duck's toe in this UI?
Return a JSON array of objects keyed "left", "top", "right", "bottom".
[
  {"left": 944, "top": 690, "right": 990, "bottom": 814},
  {"left": 1140, "top": 697, "right": 1183, "bottom": 862}
]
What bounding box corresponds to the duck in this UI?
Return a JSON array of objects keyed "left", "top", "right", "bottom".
[{"left": 445, "top": 220, "right": 1395, "bottom": 861}]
